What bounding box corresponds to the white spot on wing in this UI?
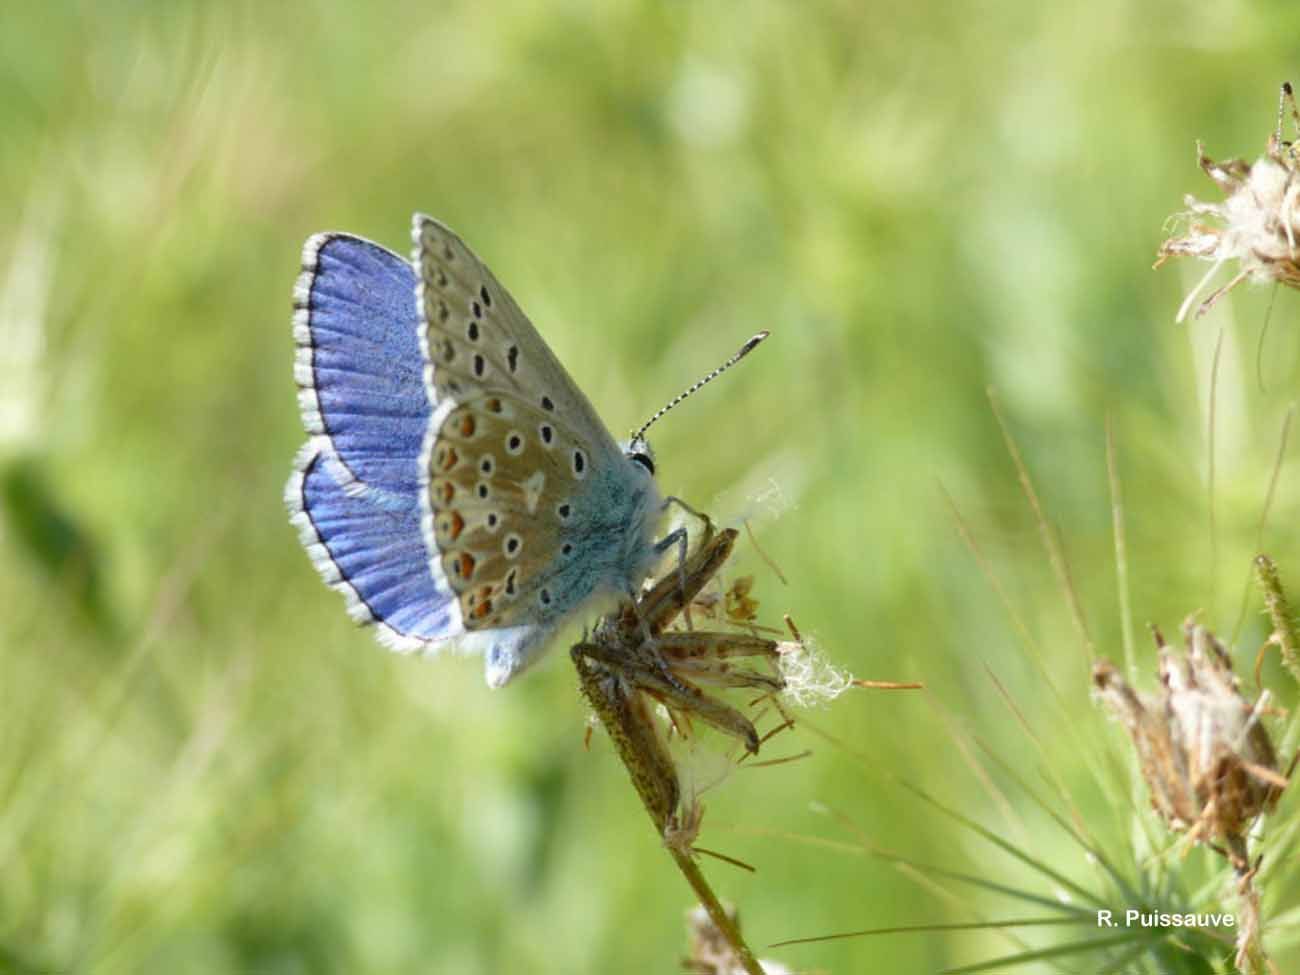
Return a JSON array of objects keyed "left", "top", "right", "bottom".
[{"left": 522, "top": 470, "right": 545, "bottom": 513}]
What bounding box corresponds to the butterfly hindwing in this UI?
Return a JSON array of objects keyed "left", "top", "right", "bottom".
[
  {"left": 425, "top": 391, "right": 602, "bottom": 630},
  {"left": 287, "top": 443, "right": 459, "bottom": 649}
]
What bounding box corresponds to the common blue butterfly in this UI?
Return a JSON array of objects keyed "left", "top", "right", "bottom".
[{"left": 286, "top": 214, "right": 765, "bottom": 687}]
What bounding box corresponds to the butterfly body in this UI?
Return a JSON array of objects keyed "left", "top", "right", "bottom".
[{"left": 287, "top": 215, "right": 666, "bottom": 686}]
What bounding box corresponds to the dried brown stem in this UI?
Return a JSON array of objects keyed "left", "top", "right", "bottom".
[{"left": 573, "top": 527, "right": 773, "bottom": 975}]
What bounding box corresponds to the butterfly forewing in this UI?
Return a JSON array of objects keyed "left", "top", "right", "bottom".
[
  {"left": 412, "top": 214, "right": 620, "bottom": 458},
  {"left": 412, "top": 215, "right": 625, "bottom": 633}
]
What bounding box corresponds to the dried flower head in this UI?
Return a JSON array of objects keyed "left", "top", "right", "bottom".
[
  {"left": 689, "top": 575, "right": 761, "bottom": 624},
  {"left": 1156, "top": 83, "right": 1300, "bottom": 321},
  {"left": 1093, "top": 620, "right": 1285, "bottom": 851},
  {"left": 777, "top": 633, "right": 852, "bottom": 708},
  {"left": 723, "top": 575, "right": 759, "bottom": 623},
  {"left": 574, "top": 526, "right": 792, "bottom": 838},
  {"left": 684, "top": 904, "right": 793, "bottom": 975},
  {"left": 1094, "top": 619, "right": 1290, "bottom": 971}
]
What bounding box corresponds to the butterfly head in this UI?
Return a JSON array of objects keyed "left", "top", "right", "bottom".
[{"left": 622, "top": 436, "right": 657, "bottom": 477}]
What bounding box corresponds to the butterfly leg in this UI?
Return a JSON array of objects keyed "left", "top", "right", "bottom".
[
  {"left": 662, "top": 495, "right": 714, "bottom": 535},
  {"left": 659, "top": 496, "right": 718, "bottom": 633},
  {"left": 637, "top": 526, "right": 736, "bottom": 630},
  {"left": 654, "top": 527, "right": 694, "bottom": 632}
]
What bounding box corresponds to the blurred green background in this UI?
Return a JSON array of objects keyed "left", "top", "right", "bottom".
[{"left": 6, "top": 2, "right": 1300, "bottom": 972}]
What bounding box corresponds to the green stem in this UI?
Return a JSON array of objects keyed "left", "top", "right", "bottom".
[
  {"left": 1255, "top": 556, "right": 1300, "bottom": 684},
  {"left": 668, "top": 847, "right": 766, "bottom": 975}
]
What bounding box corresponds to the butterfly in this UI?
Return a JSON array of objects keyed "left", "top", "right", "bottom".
[{"left": 286, "top": 214, "right": 765, "bottom": 687}]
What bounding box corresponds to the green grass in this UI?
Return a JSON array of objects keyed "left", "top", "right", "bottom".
[{"left": 4, "top": 2, "right": 1300, "bottom": 972}]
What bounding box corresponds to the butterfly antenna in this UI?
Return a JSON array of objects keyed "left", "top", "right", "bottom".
[
  {"left": 632, "top": 331, "right": 769, "bottom": 441},
  {"left": 1279, "top": 82, "right": 1298, "bottom": 148}
]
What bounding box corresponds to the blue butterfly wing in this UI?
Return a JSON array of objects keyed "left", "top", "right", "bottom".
[
  {"left": 289, "top": 233, "right": 463, "bottom": 647},
  {"left": 286, "top": 444, "right": 458, "bottom": 648},
  {"left": 289, "top": 218, "right": 657, "bottom": 682},
  {"left": 293, "top": 234, "right": 428, "bottom": 497}
]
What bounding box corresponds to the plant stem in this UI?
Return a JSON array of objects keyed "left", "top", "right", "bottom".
[
  {"left": 572, "top": 526, "right": 769, "bottom": 975},
  {"left": 669, "top": 847, "right": 767, "bottom": 975},
  {"left": 1255, "top": 556, "right": 1300, "bottom": 684}
]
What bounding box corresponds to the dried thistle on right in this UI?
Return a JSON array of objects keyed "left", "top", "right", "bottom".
[
  {"left": 1156, "top": 83, "right": 1300, "bottom": 320},
  {"left": 1093, "top": 618, "right": 1291, "bottom": 972},
  {"left": 1093, "top": 621, "right": 1285, "bottom": 849}
]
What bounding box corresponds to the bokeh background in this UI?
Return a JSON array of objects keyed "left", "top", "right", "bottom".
[{"left": 6, "top": 2, "right": 1300, "bottom": 972}]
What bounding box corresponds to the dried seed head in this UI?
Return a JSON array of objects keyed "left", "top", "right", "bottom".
[
  {"left": 1156, "top": 84, "right": 1300, "bottom": 320},
  {"left": 723, "top": 575, "right": 759, "bottom": 622},
  {"left": 577, "top": 529, "right": 793, "bottom": 838},
  {"left": 776, "top": 635, "right": 852, "bottom": 708},
  {"left": 1093, "top": 619, "right": 1286, "bottom": 849},
  {"left": 690, "top": 573, "right": 760, "bottom": 624}
]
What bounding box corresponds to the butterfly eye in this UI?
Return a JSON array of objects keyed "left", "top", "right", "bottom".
[{"left": 629, "top": 452, "right": 655, "bottom": 476}]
